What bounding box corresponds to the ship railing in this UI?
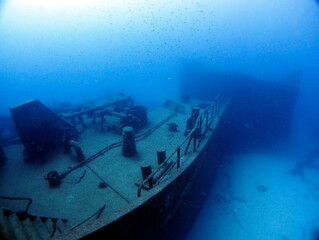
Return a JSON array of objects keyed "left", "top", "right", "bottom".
[{"left": 137, "top": 96, "right": 221, "bottom": 197}]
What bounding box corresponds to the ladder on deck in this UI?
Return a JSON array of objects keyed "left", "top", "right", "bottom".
[{"left": 0, "top": 208, "right": 68, "bottom": 240}]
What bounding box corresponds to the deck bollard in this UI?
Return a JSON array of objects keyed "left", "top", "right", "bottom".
[
  {"left": 191, "top": 107, "right": 200, "bottom": 128},
  {"left": 122, "top": 126, "right": 137, "bottom": 157},
  {"left": 140, "top": 164, "right": 153, "bottom": 189},
  {"left": 157, "top": 150, "right": 166, "bottom": 165},
  {"left": 192, "top": 107, "right": 201, "bottom": 139}
]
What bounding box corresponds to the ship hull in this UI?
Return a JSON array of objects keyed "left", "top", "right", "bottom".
[{"left": 64, "top": 111, "right": 225, "bottom": 240}]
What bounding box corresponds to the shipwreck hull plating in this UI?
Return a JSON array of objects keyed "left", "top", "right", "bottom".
[{"left": 62, "top": 112, "right": 225, "bottom": 240}]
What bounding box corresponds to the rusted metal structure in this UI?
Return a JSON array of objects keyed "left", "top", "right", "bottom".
[
  {"left": 10, "top": 100, "right": 78, "bottom": 160},
  {"left": 0, "top": 95, "right": 228, "bottom": 240}
]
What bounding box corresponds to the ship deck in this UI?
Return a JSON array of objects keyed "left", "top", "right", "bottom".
[{"left": 0, "top": 98, "right": 220, "bottom": 230}]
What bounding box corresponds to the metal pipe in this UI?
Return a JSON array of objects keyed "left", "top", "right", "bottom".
[
  {"left": 78, "top": 115, "right": 88, "bottom": 129},
  {"left": 64, "top": 97, "right": 131, "bottom": 119},
  {"left": 69, "top": 140, "right": 85, "bottom": 162}
]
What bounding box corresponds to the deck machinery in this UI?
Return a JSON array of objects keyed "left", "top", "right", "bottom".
[{"left": 0, "top": 95, "right": 227, "bottom": 240}]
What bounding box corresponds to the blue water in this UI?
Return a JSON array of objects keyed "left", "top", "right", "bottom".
[{"left": 1, "top": 0, "right": 319, "bottom": 239}]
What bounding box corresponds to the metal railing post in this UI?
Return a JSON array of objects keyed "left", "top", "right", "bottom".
[
  {"left": 184, "top": 132, "right": 193, "bottom": 154},
  {"left": 177, "top": 147, "right": 181, "bottom": 169},
  {"left": 199, "top": 116, "right": 202, "bottom": 136}
]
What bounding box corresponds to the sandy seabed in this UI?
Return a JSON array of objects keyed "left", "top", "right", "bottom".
[{"left": 186, "top": 152, "right": 319, "bottom": 240}]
